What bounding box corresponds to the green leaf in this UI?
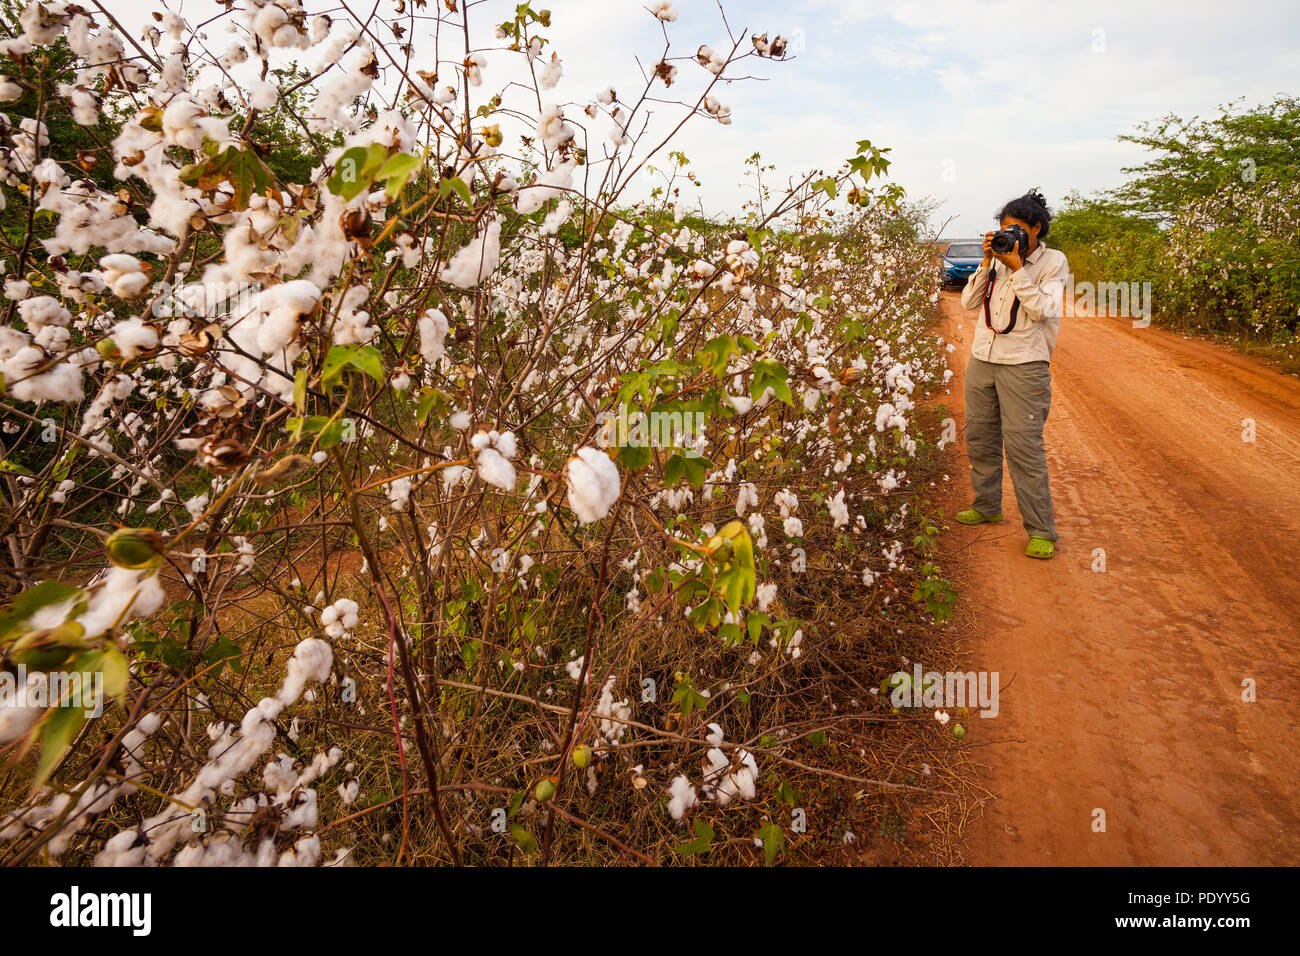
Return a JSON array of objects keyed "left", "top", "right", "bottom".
[
  {"left": 663, "top": 453, "right": 686, "bottom": 487},
  {"left": 0, "top": 580, "right": 84, "bottom": 645},
  {"left": 98, "top": 646, "right": 130, "bottom": 698},
  {"left": 508, "top": 789, "right": 527, "bottom": 817},
  {"left": 204, "top": 634, "right": 244, "bottom": 676},
  {"left": 682, "top": 455, "right": 708, "bottom": 487},
  {"left": 614, "top": 442, "right": 652, "bottom": 471},
  {"left": 508, "top": 823, "right": 537, "bottom": 854},
  {"left": 318, "top": 420, "right": 346, "bottom": 449},
  {"left": 322, "top": 344, "right": 384, "bottom": 387},
  {"left": 675, "top": 818, "right": 715, "bottom": 855},
  {"left": 227, "top": 147, "right": 274, "bottom": 211},
  {"left": 750, "top": 358, "right": 793, "bottom": 406},
  {"left": 757, "top": 821, "right": 784, "bottom": 865},
  {"left": 696, "top": 334, "right": 738, "bottom": 377},
  {"left": 439, "top": 176, "right": 474, "bottom": 207},
  {"left": 34, "top": 704, "right": 87, "bottom": 790},
  {"left": 293, "top": 367, "right": 307, "bottom": 413},
  {"left": 321, "top": 345, "right": 357, "bottom": 387},
  {"left": 416, "top": 389, "right": 439, "bottom": 425},
  {"left": 326, "top": 144, "right": 389, "bottom": 200},
  {"left": 377, "top": 152, "right": 421, "bottom": 201},
  {"left": 348, "top": 345, "right": 385, "bottom": 384}
]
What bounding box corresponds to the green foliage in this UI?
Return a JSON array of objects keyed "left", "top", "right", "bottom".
[
  {"left": 912, "top": 563, "right": 957, "bottom": 624},
  {"left": 674, "top": 818, "right": 715, "bottom": 856},
  {"left": 178, "top": 141, "right": 277, "bottom": 211},
  {"left": 1053, "top": 97, "right": 1300, "bottom": 338},
  {"left": 322, "top": 343, "right": 385, "bottom": 387}
]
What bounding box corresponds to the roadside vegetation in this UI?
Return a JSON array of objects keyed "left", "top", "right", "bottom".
[{"left": 1052, "top": 96, "right": 1300, "bottom": 373}]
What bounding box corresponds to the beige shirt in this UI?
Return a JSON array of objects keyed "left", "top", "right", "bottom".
[{"left": 960, "top": 242, "right": 1070, "bottom": 364}]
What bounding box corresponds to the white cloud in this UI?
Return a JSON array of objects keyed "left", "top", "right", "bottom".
[{"left": 95, "top": 0, "right": 1300, "bottom": 235}]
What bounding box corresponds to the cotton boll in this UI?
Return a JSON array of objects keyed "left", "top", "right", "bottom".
[
  {"left": 538, "top": 102, "right": 579, "bottom": 151},
  {"left": 514, "top": 159, "right": 575, "bottom": 215},
  {"left": 702, "top": 747, "right": 758, "bottom": 805},
  {"left": 108, "top": 318, "right": 158, "bottom": 360},
  {"left": 465, "top": 51, "right": 487, "bottom": 86},
  {"left": 247, "top": 78, "right": 278, "bottom": 110},
  {"left": 78, "top": 566, "right": 165, "bottom": 639},
  {"left": 278, "top": 638, "right": 334, "bottom": 706},
  {"left": 651, "top": 1, "right": 678, "bottom": 21},
  {"left": 439, "top": 220, "right": 501, "bottom": 288},
  {"left": 2, "top": 352, "right": 83, "bottom": 403},
  {"left": 385, "top": 476, "right": 412, "bottom": 511},
  {"left": 539, "top": 55, "right": 563, "bottom": 90},
  {"left": 99, "top": 254, "right": 151, "bottom": 299},
  {"left": 736, "top": 482, "right": 758, "bottom": 517},
  {"left": 539, "top": 199, "right": 573, "bottom": 236},
  {"left": 474, "top": 448, "right": 515, "bottom": 490},
  {"left": 160, "top": 94, "right": 208, "bottom": 150},
  {"left": 0, "top": 672, "right": 44, "bottom": 743},
  {"left": 667, "top": 775, "right": 697, "bottom": 820},
  {"left": 320, "top": 598, "right": 359, "bottom": 639},
  {"left": 695, "top": 45, "right": 727, "bottom": 75},
  {"left": 471, "top": 430, "right": 518, "bottom": 490},
  {"left": 17, "top": 295, "right": 70, "bottom": 333},
  {"left": 441, "top": 463, "right": 469, "bottom": 492},
  {"left": 418, "top": 308, "right": 449, "bottom": 365},
  {"left": 564, "top": 447, "right": 621, "bottom": 524},
  {"left": 828, "top": 489, "right": 849, "bottom": 529}
]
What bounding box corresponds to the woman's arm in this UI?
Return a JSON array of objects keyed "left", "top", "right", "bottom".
[
  {"left": 1007, "top": 253, "right": 1070, "bottom": 322},
  {"left": 961, "top": 231, "right": 996, "bottom": 310},
  {"left": 961, "top": 264, "right": 990, "bottom": 310}
]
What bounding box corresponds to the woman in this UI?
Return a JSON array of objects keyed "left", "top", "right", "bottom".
[{"left": 957, "top": 189, "right": 1069, "bottom": 560}]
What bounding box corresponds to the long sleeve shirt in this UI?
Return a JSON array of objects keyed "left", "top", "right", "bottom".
[{"left": 960, "top": 242, "right": 1070, "bottom": 364}]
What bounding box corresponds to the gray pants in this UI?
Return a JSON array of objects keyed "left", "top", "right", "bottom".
[{"left": 964, "top": 356, "right": 1058, "bottom": 541}]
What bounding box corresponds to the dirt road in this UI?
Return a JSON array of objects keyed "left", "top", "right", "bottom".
[{"left": 938, "top": 292, "right": 1300, "bottom": 865}]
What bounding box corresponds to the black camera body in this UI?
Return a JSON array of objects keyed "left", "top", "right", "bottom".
[{"left": 990, "top": 223, "right": 1029, "bottom": 257}]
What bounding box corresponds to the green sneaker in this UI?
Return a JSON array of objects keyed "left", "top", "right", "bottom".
[
  {"left": 1025, "top": 536, "right": 1055, "bottom": 560},
  {"left": 955, "top": 508, "right": 1002, "bottom": 525}
]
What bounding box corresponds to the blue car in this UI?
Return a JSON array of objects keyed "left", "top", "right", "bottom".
[{"left": 939, "top": 239, "right": 984, "bottom": 290}]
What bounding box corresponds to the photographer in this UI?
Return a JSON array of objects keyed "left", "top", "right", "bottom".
[{"left": 957, "top": 189, "right": 1070, "bottom": 560}]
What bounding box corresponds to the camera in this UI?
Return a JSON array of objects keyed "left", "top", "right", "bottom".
[{"left": 990, "top": 224, "right": 1029, "bottom": 257}]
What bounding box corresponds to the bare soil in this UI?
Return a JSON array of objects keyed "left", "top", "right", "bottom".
[{"left": 938, "top": 292, "right": 1300, "bottom": 865}]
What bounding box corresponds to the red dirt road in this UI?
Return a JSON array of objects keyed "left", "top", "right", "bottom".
[{"left": 938, "top": 292, "right": 1300, "bottom": 865}]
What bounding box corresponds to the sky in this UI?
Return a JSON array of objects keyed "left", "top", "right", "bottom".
[{"left": 106, "top": 0, "right": 1300, "bottom": 238}]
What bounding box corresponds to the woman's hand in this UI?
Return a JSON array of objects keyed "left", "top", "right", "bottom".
[
  {"left": 993, "top": 247, "right": 1023, "bottom": 272},
  {"left": 983, "top": 231, "right": 1023, "bottom": 272}
]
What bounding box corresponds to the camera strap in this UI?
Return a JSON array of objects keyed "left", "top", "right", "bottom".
[{"left": 982, "top": 265, "right": 1020, "bottom": 334}]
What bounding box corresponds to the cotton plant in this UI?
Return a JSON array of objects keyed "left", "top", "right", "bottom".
[{"left": 0, "top": 0, "right": 947, "bottom": 865}]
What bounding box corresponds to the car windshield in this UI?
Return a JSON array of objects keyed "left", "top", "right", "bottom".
[{"left": 945, "top": 243, "right": 983, "bottom": 259}]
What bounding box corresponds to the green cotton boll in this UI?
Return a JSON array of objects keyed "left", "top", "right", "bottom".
[{"left": 105, "top": 528, "right": 166, "bottom": 570}]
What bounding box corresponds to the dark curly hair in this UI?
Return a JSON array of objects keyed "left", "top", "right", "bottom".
[{"left": 995, "top": 188, "right": 1052, "bottom": 240}]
